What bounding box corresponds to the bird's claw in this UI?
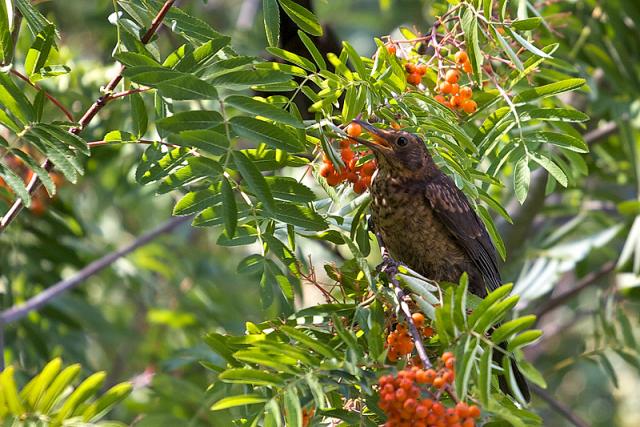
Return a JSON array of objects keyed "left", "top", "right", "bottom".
[{"left": 377, "top": 250, "right": 402, "bottom": 279}]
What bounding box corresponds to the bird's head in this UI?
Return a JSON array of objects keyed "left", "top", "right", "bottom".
[{"left": 348, "top": 120, "right": 435, "bottom": 178}]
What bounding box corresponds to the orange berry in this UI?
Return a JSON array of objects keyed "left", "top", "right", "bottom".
[
  {"left": 439, "top": 81, "right": 452, "bottom": 94},
  {"left": 455, "top": 402, "right": 469, "bottom": 418},
  {"left": 433, "top": 377, "right": 445, "bottom": 389},
  {"left": 450, "top": 95, "right": 462, "bottom": 109},
  {"left": 468, "top": 405, "right": 481, "bottom": 418},
  {"left": 339, "top": 138, "right": 351, "bottom": 149},
  {"left": 326, "top": 173, "right": 341, "bottom": 186},
  {"left": 422, "top": 326, "right": 434, "bottom": 337},
  {"left": 400, "top": 378, "right": 413, "bottom": 390},
  {"left": 455, "top": 51, "right": 469, "bottom": 64},
  {"left": 415, "top": 369, "right": 428, "bottom": 384},
  {"left": 432, "top": 402, "right": 445, "bottom": 416},
  {"left": 341, "top": 148, "right": 355, "bottom": 163},
  {"left": 415, "top": 63, "right": 427, "bottom": 75},
  {"left": 459, "top": 86, "right": 472, "bottom": 100},
  {"left": 445, "top": 357, "right": 455, "bottom": 369},
  {"left": 424, "top": 369, "right": 436, "bottom": 384},
  {"left": 463, "top": 61, "right": 473, "bottom": 73},
  {"left": 346, "top": 171, "right": 359, "bottom": 183},
  {"left": 445, "top": 69, "right": 460, "bottom": 83},
  {"left": 390, "top": 121, "right": 401, "bottom": 130},
  {"left": 412, "top": 312, "right": 425, "bottom": 327},
  {"left": 346, "top": 122, "right": 362, "bottom": 137},
  {"left": 361, "top": 160, "right": 377, "bottom": 176},
  {"left": 405, "top": 63, "right": 416, "bottom": 73},
  {"left": 395, "top": 388, "right": 407, "bottom": 402},
  {"left": 462, "top": 418, "right": 475, "bottom": 427},
  {"left": 407, "top": 73, "right": 422, "bottom": 85},
  {"left": 386, "top": 44, "right": 397, "bottom": 55},
  {"left": 434, "top": 94, "right": 446, "bottom": 104},
  {"left": 462, "top": 100, "right": 477, "bottom": 114},
  {"left": 360, "top": 175, "right": 372, "bottom": 188},
  {"left": 447, "top": 408, "right": 460, "bottom": 424},
  {"left": 403, "top": 398, "right": 417, "bottom": 411},
  {"left": 319, "top": 163, "right": 334, "bottom": 178},
  {"left": 414, "top": 421, "right": 427, "bottom": 427},
  {"left": 443, "top": 101, "right": 452, "bottom": 109},
  {"left": 444, "top": 370, "right": 455, "bottom": 383},
  {"left": 388, "top": 350, "right": 399, "bottom": 361},
  {"left": 353, "top": 179, "right": 367, "bottom": 194},
  {"left": 450, "top": 83, "right": 460, "bottom": 95}
]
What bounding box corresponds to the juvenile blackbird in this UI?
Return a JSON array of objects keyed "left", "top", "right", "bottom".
[{"left": 348, "top": 120, "right": 530, "bottom": 401}]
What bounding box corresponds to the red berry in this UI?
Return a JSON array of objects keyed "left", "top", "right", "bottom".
[{"left": 346, "top": 122, "right": 362, "bottom": 137}]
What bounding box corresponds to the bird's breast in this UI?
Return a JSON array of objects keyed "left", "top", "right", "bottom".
[{"left": 369, "top": 173, "right": 469, "bottom": 281}]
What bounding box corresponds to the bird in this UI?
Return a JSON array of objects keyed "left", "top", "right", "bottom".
[{"left": 348, "top": 119, "right": 530, "bottom": 402}]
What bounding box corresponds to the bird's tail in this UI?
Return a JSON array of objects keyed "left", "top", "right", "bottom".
[{"left": 494, "top": 342, "right": 531, "bottom": 402}]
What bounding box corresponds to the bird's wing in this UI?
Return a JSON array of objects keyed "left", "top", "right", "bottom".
[{"left": 424, "top": 174, "right": 501, "bottom": 291}]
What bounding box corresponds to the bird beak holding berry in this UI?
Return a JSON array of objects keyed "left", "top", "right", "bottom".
[{"left": 347, "top": 120, "right": 395, "bottom": 155}]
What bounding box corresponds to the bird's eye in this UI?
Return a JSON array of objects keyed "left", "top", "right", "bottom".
[{"left": 396, "top": 136, "right": 408, "bottom": 147}]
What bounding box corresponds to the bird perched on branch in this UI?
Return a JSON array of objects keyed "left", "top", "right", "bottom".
[{"left": 348, "top": 120, "right": 530, "bottom": 402}]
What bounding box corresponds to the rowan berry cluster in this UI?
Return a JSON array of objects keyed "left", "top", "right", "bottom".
[
  {"left": 386, "top": 313, "right": 434, "bottom": 362},
  {"left": 319, "top": 122, "right": 377, "bottom": 194},
  {"left": 405, "top": 62, "right": 428, "bottom": 86},
  {"left": 378, "top": 353, "right": 481, "bottom": 427},
  {"left": 434, "top": 51, "right": 477, "bottom": 114}
]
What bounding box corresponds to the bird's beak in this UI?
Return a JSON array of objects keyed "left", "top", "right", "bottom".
[{"left": 347, "top": 120, "right": 394, "bottom": 152}]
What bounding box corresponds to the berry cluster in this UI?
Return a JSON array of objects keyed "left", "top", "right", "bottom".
[
  {"left": 434, "top": 51, "right": 477, "bottom": 114},
  {"left": 302, "top": 407, "right": 315, "bottom": 427},
  {"left": 319, "top": 123, "right": 377, "bottom": 194},
  {"left": 405, "top": 62, "right": 428, "bottom": 86},
  {"left": 378, "top": 353, "right": 481, "bottom": 427},
  {"left": 385, "top": 312, "right": 434, "bottom": 362}
]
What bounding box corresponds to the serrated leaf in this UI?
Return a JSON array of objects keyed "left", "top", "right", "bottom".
[
  {"left": 231, "top": 116, "right": 304, "bottom": 152},
  {"left": 468, "top": 284, "right": 513, "bottom": 329},
  {"left": 298, "top": 30, "right": 326, "bottom": 70},
  {"left": 219, "top": 369, "right": 284, "bottom": 386},
  {"left": 209, "top": 69, "right": 291, "bottom": 89},
  {"left": 530, "top": 131, "right": 588, "bottom": 153},
  {"left": 211, "top": 394, "right": 268, "bottom": 411},
  {"left": 511, "top": 17, "right": 542, "bottom": 31},
  {"left": 0, "top": 72, "right": 35, "bottom": 124},
  {"left": 266, "top": 47, "right": 316, "bottom": 72},
  {"left": 280, "top": 326, "right": 339, "bottom": 359},
  {"left": 156, "top": 110, "right": 224, "bottom": 135},
  {"left": 263, "top": 0, "right": 280, "bottom": 47},
  {"left": 169, "top": 129, "right": 229, "bottom": 156},
  {"left": 25, "top": 24, "right": 56, "bottom": 80},
  {"left": 278, "top": 0, "right": 322, "bottom": 36},
  {"left": 0, "top": 0, "right": 12, "bottom": 64},
  {"left": 529, "top": 152, "right": 567, "bottom": 187},
  {"left": 0, "top": 163, "right": 30, "bottom": 207},
  {"left": 272, "top": 202, "right": 327, "bottom": 231},
  {"left": 226, "top": 95, "right": 304, "bottom": 128},
  {"left": 513, "top": 78, "right": 585, "bottom": 103},
  {"left": 265, "top": 176, "right": 315, "bottom": 202},
  {"left": 221, "top": 176, "right": 237, "bottom": 237},
  {"left": 514, "top": 156, "right": 530, "bottom": 204},
  {"left": 8, "top": 148, "right": 55, "bottom": 196},
  {"left": 506, "top": 27, "right": 551, "bottom": 59},
  {"left": 173, "top": 185, "right": 221, "bottom": 216},
  {"left": 492, "top": 315, "right": 537, "bottom": 343},
  {"left": 130, "top": 92, "right": 147, "bottom": 138},
  {"left": 232, "top": 150, "right": 276, "bottom": 212}
]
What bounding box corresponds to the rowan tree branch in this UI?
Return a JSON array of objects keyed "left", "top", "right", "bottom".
[
  {"left": 531, "top": 384, "right": 589, "bottom": 427},
  {"left": 533, "top": 261, "right": 616, "bottom": 319},
  {"left": 0, "top": 0, "right": 176, "bottom": 233},
  {"left": 0, "top": 215, "right": 191, "bottom": 326}
]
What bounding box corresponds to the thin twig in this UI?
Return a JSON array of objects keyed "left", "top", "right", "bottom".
[
  {"left": 10, "top": 69, "right": 75, "bottom": 121},
  {"left": 0, "top": 215, "right": 191, "bottom": 325},
  {"left": 531, "top": 384, "right": 590, "bottom": 427},
  {"left": 0, "top": 0, "right": 176, "bottom": 233},
  {"left": 533, "top": 261, "right": 615, "bottom": 319},
  {"left": 108, "top": 87, "right": 151, "bottom": 100}
]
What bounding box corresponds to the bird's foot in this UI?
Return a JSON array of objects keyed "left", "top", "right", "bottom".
[{"left": 377, "top": 250, "right": 402, "bottom": 279}]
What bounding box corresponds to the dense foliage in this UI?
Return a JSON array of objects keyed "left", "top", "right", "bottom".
[{"left": 0, "top": 0, "right": 639, "bottom": 426}]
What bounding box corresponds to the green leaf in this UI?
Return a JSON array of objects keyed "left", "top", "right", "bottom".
[
  {"left": 514, "top": 156, "right": 530, "bottom": 204},
  {"left": 284, "top": 387, "right": 302, "bottom": 427},
  {"left": 461, "top": 8, "right": 483, "bottom": 84},
  {"left": 272, "top": 202, "right": 327, "bottom": 231},
  {"left": 529, "top": 152, "right": 568, "bottom": 187},
  {"left": 0, "top": 367, "right": 24, "bottom": 415},
  {"left": 157, "top": 157, "right": 223, "bottom": 194},
  {"left": 173, "top": 186, "right": 221, "bottom": 216},
  {"left": 211, "top": 394, "right": 268, "bottom": 411},
  {"left": 263, "top": 0, "right": 280, "bottom": 47},
  {"left": 219, "top": 369, "right": 284, "bottom": 386},
  {"left": 124, "top": 67, "right": 218, "bottom": 100},
  {"left": 468, "top": 283, "right": 513, "bottom": 329},
  {"left": 265, "top": 176, "right": 315, "bottom": 202},
  {"left": 506, "top": 27, "right": 551, "bottom": 59},
  {"left": 232, "top": 150, "right": 276, "bottom": 212},
  {"left": 478, "top": 346, "right": 492, "bottom": 406},
  {"left": 156, "top": 110, "right": 224, "bottom": 135},
  {"left": 477, "top": 205, "right": 506, "bottom": 261},
  {"left": 221, "top": 177, "right": 237, "bottom": 237},
  {"left": 130, "top": 92, "right": 147, "bottom": 138},
  {"left": 341, "top": 41, "right": 366, "bottom": 78},
  {"left": 14, "top": 0, "right": 50, "bottom": 36},
  {"left": 23, "top": 358, "right": 62, "bottom": 409},
  {"left": 0, "top": 72, "right": 35, "bottom": 124},
  {"left": 454, "top": 335, "right": 480, "bottom": 399},
  {"left": 530, "top": 131, "right": 588, "bottom": 153},
  {"left": 0, "top": 0, "right": 12, "bottom": 64},
  {"left": 35, "top": 123, "right": 89, "bottom": 155},
  {"left": 8, "top": 148, "right": 55, "bottom": 196},
  {"left": 266, "top": 47, "right": 316, "bottom": 72},
  {"left": 37, "top": 364, "right": 81, "bottom": 413},
  {"left": 226, "top": 95, "right": 304, "bottom": 128},
  {"left": 491, "top": 26, "right": 523, "bottom": 72},
  {"left": 507, "top": 330, "right": 543, "bottom": 351},
  {"left": 230, "top": 116, "right": 304, "bottom": 152},
  {"left": 209, "top": 69, "right": 291, "bottom": 90},
  {"left": 280, "top": 325, "right": 339, "bottom": 359},
  {"left": 513, "top": 78, "right": 586, "bottom": 103},
  {"left": 492, "top": 315, "right": 537, "bottom": 343},
  {"left": 298, "top": 30, "right": 326, "bottom": 70},
  {"left": 81, "top": 382, "right": 132, "bottom": 422},
  {"left": 169, "top": 129, "right": 229, "bottom": 156},
  {"left": 511, "top": 17, "right": 543, "bottom": 31},
  {"left": 0, "top": 162, "right": 30, "bottom": 207},
  {"left": 278, "top": 0, "right": 322, "bottom": 36},
  {"left": 25, "top": 24, "right": 56, "bottom": 80},
  {"left": 52, "top": 372, "right": 106, "bottom": 424}
]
